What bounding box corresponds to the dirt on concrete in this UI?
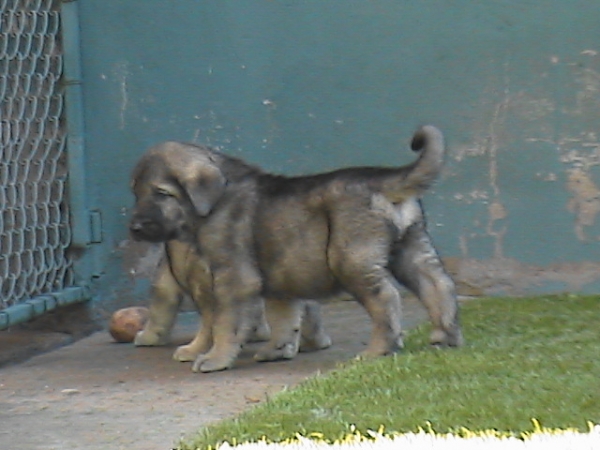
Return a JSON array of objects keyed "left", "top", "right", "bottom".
[{"left": 0, "top": 297, "right": 428, "bottom": 450}]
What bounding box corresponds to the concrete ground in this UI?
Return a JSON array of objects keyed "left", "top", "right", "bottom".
[{"left": 0, "top": 297, "right": 428, "bottom": 450}]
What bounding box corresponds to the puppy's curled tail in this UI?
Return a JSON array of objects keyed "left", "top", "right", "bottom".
[{"left": 382, "top": 125, "right": 446, "bottom": 202}]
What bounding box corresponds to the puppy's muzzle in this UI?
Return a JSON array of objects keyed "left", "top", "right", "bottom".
[{"left": 129, "top": 216, "right": 165, "bottom": 242}]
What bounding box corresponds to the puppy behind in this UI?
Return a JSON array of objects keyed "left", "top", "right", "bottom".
[
  {"left": 133, "top": 236, "right": 332, "bottom": 363},
  {"left": 130, "top": 125, "right": 462, "bottom": 372}
]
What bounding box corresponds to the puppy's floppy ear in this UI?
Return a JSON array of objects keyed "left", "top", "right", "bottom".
[{"left": 182, "top": 163, "right": 227, "bottom": 217}]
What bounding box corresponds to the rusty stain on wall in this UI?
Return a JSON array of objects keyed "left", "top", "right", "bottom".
[
  {"left": 485, "top": 75, "right": 509, "bottom": 259},
  {"left": 452, "top": 58, "right": 513, "bottom": 260},
  {"left": 562, "top": 52, "right": 600, "bottom": 240},
  {"left": 527, "top": 51, "right": 600, "bottom": 241},
  {"left": 566, "top": 168, "right": 600, "bottom": 241},
  {"left": 112, "top": 61, "right": 130, "bottom": 130},
  {"left": 572, "top": 66, "right": 600, "bottom": 115},
  {"left": 444, "top": 49, "right": 600, "bottom": 293},
  {"left": 527, "top": 129, "right": 600, "bottom": 241},
  {"left": 444, "top": 257, "right": 600, "bottom": 296}
]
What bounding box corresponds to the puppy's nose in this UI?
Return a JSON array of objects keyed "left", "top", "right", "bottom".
[
  {"left": 129, "top": 219, "right": 150, "bottom": 241},
  {"left": 129, "top": 217, "right": 150, "bottom": 235},
  {"left": 129, "top": 220, "right": 144, "bottom": 232}
]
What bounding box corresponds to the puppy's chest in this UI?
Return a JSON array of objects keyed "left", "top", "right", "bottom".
[{"left": 165, "top": 242, "right": 212, "bottom": 293}]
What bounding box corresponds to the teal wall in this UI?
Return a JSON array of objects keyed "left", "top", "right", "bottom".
[{"left": 74, "top": 1, "right": 600, "bottom": 302}]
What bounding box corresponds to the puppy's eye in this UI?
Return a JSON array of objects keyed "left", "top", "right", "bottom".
[{"left": 154, "top": 188, "right": 174, "bottom": 198}]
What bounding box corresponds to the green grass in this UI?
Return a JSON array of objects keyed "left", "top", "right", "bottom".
[{"left": 178, "top": 295, "right": 600, "bottom": 449}]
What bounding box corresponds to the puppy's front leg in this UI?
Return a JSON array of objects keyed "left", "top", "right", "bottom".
[
  {"left": 173, "top": 300, "right": 214, "bottom": 362},
  {"left": 192, "top": 267, "right": 261, "bottom": 373},
  {"left": 191, "top": 300, "right": 253, "bottom": 372},
  {"left": 135, "top": 257, "right": 182, "bottom": 346}
]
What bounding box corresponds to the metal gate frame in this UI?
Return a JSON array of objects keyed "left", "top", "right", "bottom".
[{"left": 0, "top": 0, "right": 93, "bottom": 330}]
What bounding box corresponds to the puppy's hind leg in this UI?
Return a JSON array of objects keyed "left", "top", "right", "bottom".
[
  {"left": 135, "top": 257, "right": 182, "bottom": 347},
  {"left": 247, "top": 298, "right": 271, "bottom": 343},
  {"left": 351, "top": 274, "right": 404, "bottom": 358},
  {"left": 329, "top": 214, "right": 404, "bottom": 358},
  {"left": 390, "top": 223, "right": 463, "bottom": 347},
  {"left": 254, "top": 299, "right": 304, "bottom": 362},
  {"left": 299, "top": 301, "right": 332, "bottom": 352}
]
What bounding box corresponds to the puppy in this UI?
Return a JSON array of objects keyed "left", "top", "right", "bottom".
[{"left": 130, "top": 125, "right": 462, "bottom": 372}]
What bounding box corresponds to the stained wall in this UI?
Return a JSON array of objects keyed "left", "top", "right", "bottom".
[{"left": 74, "top": 1, "right": 600, "bottom": 302}]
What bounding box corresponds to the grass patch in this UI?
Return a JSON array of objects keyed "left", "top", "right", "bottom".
[{"left": 178, "top": 295, "right": 599, "bottom": 449}]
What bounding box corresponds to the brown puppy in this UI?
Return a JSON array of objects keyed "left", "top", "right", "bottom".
[
  {"left": 130, "top": 125, "right": 462, "bottom": 372},
  {"left": 133, "top": 239, "right": 332, "bottom": 362}
]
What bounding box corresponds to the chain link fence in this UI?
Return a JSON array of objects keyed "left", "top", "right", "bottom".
[{"left": 1, "top": 0, "right": 76, "bottom": 321}]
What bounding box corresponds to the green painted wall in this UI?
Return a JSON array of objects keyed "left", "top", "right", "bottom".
[{"left": 74, "top": 1, "right": 600, "bottom": 303}]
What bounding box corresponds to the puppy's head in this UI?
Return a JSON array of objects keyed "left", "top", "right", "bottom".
[{"left": 129, "top": 142, "right": 226, "bottom": 243}]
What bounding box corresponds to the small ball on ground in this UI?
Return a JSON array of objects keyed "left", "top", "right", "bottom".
[{"left": 109, "top": 306, "right": 150, "bottom": 343}]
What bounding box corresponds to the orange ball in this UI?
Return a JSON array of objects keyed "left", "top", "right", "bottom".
[{"left": 109, "top": 306, "right": 150, "bottom": 343}]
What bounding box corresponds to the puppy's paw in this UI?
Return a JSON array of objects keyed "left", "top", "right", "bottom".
[
  {"left": 358, "top": 348, "right": 386, "bottom": 359},
  {"left": 448, "top": 328, "right": 464, "bottom": 347},
  {"left": 254, "top": 341, "right": 298, "bottom": 362},
  {"left": 299, "top": 333, "right": 332, "bottom": 353},
  {"left": 134, "top": 329, "right": 169, "bottom": 347},
  {"left": 173, "top": 344, "right": 202, "bottom": 362},
  {"left": 191, "top": 353, "right": 234, "bottom": 373},
  {"left": 359, "top": 336, "right": 403, "bottom": 358},
  {"left": 430, "top": 327, "right": 464, "bottom": 348},
  {"left": 248, "top": 323, "right": 271, "bottom": 342},
  {"left": 395, "top": 333, "right": 405, "bottom": 350}
]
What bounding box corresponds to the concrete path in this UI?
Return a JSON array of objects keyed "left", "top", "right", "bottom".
[{"left": 0, "top": 298, "right": 427, "bottom": 450}]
